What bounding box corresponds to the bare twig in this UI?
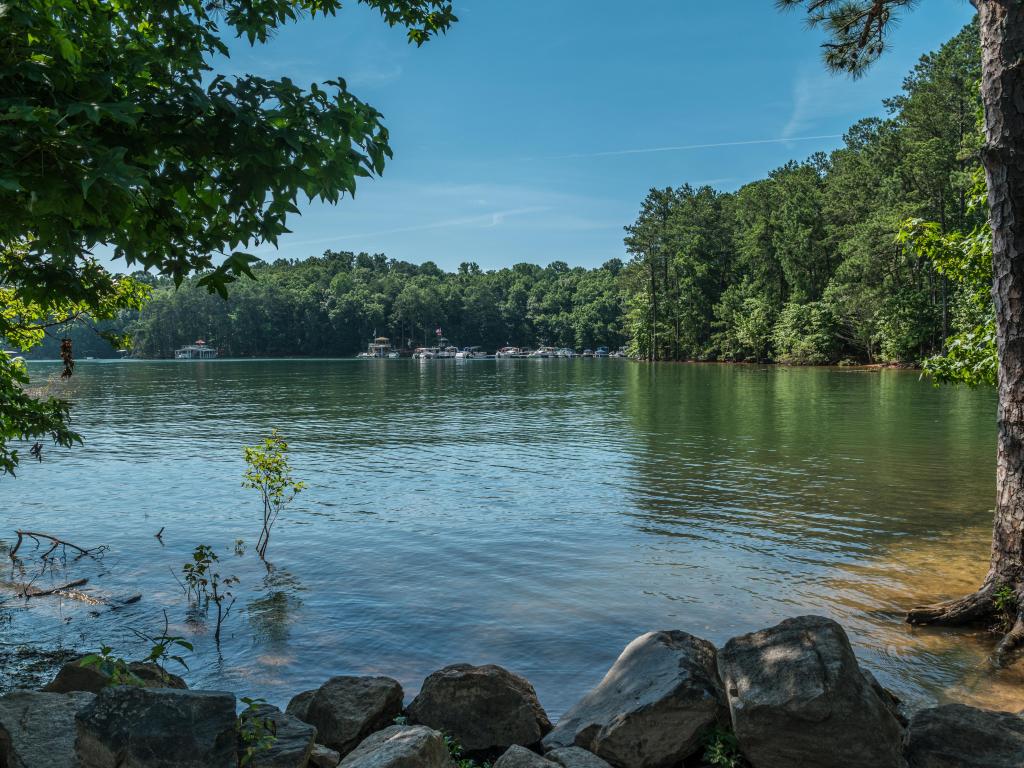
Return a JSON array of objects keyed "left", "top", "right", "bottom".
[
  {"left": 9, "top": 530, "right": 108, "bottom": 562},
  {"left": 168, "top": 565, "right": 186, "bottom": 594}
]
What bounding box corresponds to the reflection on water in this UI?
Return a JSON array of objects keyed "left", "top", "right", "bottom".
[
  {"left": 2, "top": 359, "right": 1016, "bottom": 716},
  {"left": 823, "top": 526, "right": 1024, "bottom": 712},
  {"left": 248, "top": 566, "right": 304, "bottom": 646}
]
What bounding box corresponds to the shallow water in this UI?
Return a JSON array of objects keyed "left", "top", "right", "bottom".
[{"left": 3, "top": 359, "right": 1020, "bottom": 715}]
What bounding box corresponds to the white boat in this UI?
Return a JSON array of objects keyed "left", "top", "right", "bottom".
[
  {"left": 455, "top": 346, "right": 484, "bottom": 359},
  {"left": 175, "top": 340, "right": 217, "bottom": 359},
  {"left": 595, "top": 346, "right": 610, "bottom": 358},
  {"left": 496, "top": 346, "right": 523, "bottom": 358},
  {"left": 582, "top": 349, "right": 594, "bottom": 358},
  {"left": 435, "top": 339, "right": 458, "bottom": 359},
  {"left": 415, "top": 338, "right": 457, "bottom": 359},
  {"left": 358, "top": 336, "right": 394, "bottom": 358},
  {"left": 529, "top": 346, "right": 558, "bottom": 358},
  {"left": 388, "top": 351, "right": 401, "bottom": 359},
  {"left": 556, "top": 348, "right": 576, "bottom": 358}
]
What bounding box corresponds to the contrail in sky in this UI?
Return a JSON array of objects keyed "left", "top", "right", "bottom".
[
  {"left": 552, "top": 134, "right": 843, "bottom": 159},
  {"left": 256, "top": 206, "right": 548, "bottom": 251}
]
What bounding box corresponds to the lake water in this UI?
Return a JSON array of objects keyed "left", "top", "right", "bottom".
[{"left": 3, "top": 359, "right": 1021, "bottom": 716}]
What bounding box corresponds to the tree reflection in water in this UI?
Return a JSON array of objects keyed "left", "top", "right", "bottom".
[{"left": 248, "top": 565, "right": 304, "bottom": 646}]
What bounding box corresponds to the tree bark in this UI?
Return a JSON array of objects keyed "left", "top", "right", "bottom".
[
  {"left": 908, "top": 3, "right": 1024, "bottom": 662},
  {"left": 983, "top": 0, "right": 1024, "bottom": 593},
  {"left": 649, "top": 250, "right": 658, "bottom": 362}
]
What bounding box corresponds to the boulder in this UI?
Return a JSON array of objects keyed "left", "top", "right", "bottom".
[
  {"left": 861, "top": 668, "right": 907, "bottom": 725},
  {"left": 543, "top": 630, "right": 726, "bottom": 768},
  {"left": 904, "top": 703, "right": 1024, "bottom": 767},
  {"left": 718, "top": 615, "right": 904, "bottom": 768},
  {"left": 0, "top": 690, "right": 95, "bottom": 768},
  {"left": 75, "top": 686, "right": 237, "bottom": 768},
  {"left": 287, "top": 689, "right": 316, "bottom": 722},
  {"left": 407, "top": 664, "right": 552, "bottom": 753},
  {"left": 244, "top": 703, "right": 317, "bottom": 768},
  {"left": 545, "top": 746, "right": 614, "bottom": 768},
  {"left": 494, "top": 746, "right": 559, "bottom": 768},
  {"left": 311, "top": 743, "right": 343, "bottom": 768},
  {"left": 339, "top": 725, "right": 450, "bottom": 768},
  {"left": 42, "top": 658, "right": 187, "bottom": 693},
  {"left": 301, "top": 676, "right": 404, "bottom": 757}
]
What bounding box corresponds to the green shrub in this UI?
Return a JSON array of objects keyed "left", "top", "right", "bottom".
[{"left": 771, "top": 301, "right": 838, "bottom": 364}]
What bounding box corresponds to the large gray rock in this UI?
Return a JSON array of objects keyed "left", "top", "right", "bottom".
[
  {"left": 862, "top": 668, "right": 908, "bottom": 726},
  {"left": 245, "top": 703, "right": 318, "bottom": 768},
  {"left": 545, "top": 746, "right": 614, "bottom": 768},
  {"left": 339, "top": 725, "right": 450, "bottom": 768},
  {"left": 0, "top": 690, "right": 94, "bottom": 768},
  {"left": 311, "top": 743, "right": 343, "bottom": 768},
  {"left": 301, "top": 676, "right": 404, "bottom": 757},
  {"left": 287, "top": 689, "right": 316, "bottom": 722},
  {"left": 905, "top": 703, "right": 1024, "bottom": 767},
  {"left": 75, "top": 686, "right": 237, "bottom": 768},
  {"left": 542, "top": 630, "right": 726, "bottom": 768},
  {"left": 43, "top": 658, "right": 187, "bottom": 693},
  {"left": 407, "top": 664, "right": 551, "bottom": 753},
  {"left": 718, "top": 615, "right": 904, "bottom": 768},
  {"left": 494, "top": 745, "right": 559, "bottom": 768}
]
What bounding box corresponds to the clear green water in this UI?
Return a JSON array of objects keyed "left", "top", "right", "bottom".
[{"left": 4, "top": 359, "right": 1020, "bottom": 715}]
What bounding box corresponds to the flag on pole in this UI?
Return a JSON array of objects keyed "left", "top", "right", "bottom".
[{"left": 435, "top": 327, "right": 442, "bottom": 337}]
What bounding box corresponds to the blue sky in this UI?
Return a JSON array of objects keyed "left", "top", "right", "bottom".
[{"left": 221, "top": 0, "right": 974, "bottom": 271}]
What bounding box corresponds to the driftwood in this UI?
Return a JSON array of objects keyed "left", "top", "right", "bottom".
[
  {"left": 12, "top": 577, "right": 90, "bottom": 600},
  {"left": 22, "top": 578, "right": 89, "bottom": 599},
  {"left": 0, "top": 576, "right": 141, "bottom": 608},
  {"left": 8, "top": 530, "right": 108, "bottom": 562}
]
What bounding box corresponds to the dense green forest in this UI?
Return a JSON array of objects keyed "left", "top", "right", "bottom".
[
  {"left": 623, "top": 20, "right": 982, "bottom": 364},
  {"left": 23, "top": 22, "right": 984, "bottom": 364},
  {"left": 128, "top": 255, "right": 628, "bottom": 357}
]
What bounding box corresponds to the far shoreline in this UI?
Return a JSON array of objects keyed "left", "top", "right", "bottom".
[{"left": 21, "top": 356, "right": 927, "bottom": 374}]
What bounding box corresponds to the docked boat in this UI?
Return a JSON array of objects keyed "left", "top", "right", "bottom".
[
  {"left": 529, "top": 346, "right": 558, "bottom": 358},
  {"left": 556, "top": 347, "right": 576, "bottom": 358},
  {"left": 415, "top": 338, "right": 458, "bottom": 359},
  {"left": 435, "top": 338, "right": 458, "bottom": 359},
  {"left": 496, "top": 346, "right": 524, "bottom": 358},
  {"left": 595, "top": 346, "right": 610, "bottom": 357},
  {"left": 175, "top": 340, "right": 218, "bottom": 359},
  {"left": 358, "top": 336, "right": 394, "bottom": 358},
  {"left": 582, "top": 348, "right": 594, "bottom": 358},
  {"left": 455, "top": 346, "right": 484, "bottom": 359}
]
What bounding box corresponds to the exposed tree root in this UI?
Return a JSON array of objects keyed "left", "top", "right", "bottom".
[
  {"left": 993, "top": 610, "right": 1024, "bottom": 667},
  {"left": 906, "top": 582, "right": 1024, "bottom": 668},
  {"left": 906, "top": 584, "right": 996, "bottom": 626}
]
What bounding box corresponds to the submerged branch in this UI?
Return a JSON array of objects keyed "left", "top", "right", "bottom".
[{"left": 9, "top": 530, "right": 108, "bottom": 562}]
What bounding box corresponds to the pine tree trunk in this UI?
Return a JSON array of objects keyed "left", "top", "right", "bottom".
[
  {"left": 984, "top": 0, "right": 1024, "bottom": 593},
  {"left": 649, "top": 254, "right": 658, "bottom": 362},
  {"left": 907, "top": 3, "right": 1024, "bottom": 659}
]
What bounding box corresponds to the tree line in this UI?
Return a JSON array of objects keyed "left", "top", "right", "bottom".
[
  {"left": 623, "top": 20, "right": 983, "bottom": 364},
  {"left": 117, "top": 255, "right": 628, "bottom": 357},
  {"left": 23, "top": 21, "right": 983, "bottom": 364}
]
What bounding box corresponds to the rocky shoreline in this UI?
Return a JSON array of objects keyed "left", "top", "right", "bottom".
[{"left": 2, "top": 615, "right": 1022, "bottom": 767}]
